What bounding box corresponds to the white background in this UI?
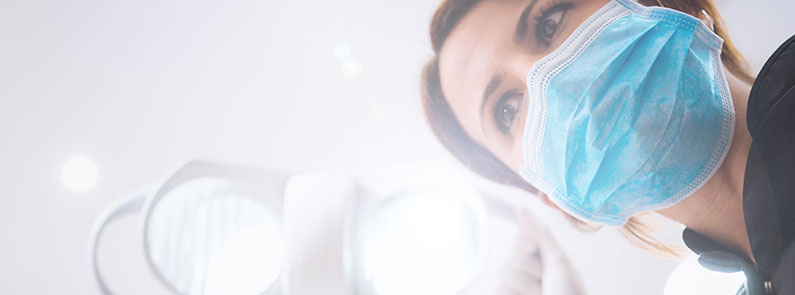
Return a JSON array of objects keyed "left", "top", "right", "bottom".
[{"left": 1, "top": 0, "right": 793, "bottom": 294}]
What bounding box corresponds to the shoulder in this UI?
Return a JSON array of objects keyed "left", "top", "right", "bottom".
[
  {"left": 747, "top": 34, "right": 795, "bottom": 135},
  {"left": 741, "top": 34, "right": 795, "bottom": 278},
  {"left": 773, "top": 244, "right": 795, "bottom": 295}
]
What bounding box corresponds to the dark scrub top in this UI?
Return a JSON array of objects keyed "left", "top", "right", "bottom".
[{"left": 682, "top": 34, "right": 795, "bottom": 295}]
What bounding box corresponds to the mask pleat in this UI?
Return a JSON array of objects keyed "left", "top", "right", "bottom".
[
  {"left": 583, "top": 26, "right": 684, "bottom": 197},
  {"left": 560, "top": 20, "right": 674, "bottom": 207}
]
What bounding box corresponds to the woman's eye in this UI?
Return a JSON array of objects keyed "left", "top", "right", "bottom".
[
  {"left": 535, "top": 4, "right": 571, "bottom": 46},
  {"left": 494, "top": 92, "right": 522, "bottom": 134}
]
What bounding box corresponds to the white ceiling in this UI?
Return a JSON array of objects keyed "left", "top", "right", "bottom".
[{"left": 1, "top": 0, "right": 792, "bottom": 294}]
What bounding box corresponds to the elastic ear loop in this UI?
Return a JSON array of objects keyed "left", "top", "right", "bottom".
[
  {"left": 652, "top": 0, "right": 716, "bottom": 32},
  {"left": 88, "top": 185, "right": 155, "bottom": 295}
]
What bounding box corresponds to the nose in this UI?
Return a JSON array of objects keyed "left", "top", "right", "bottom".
[{"left": 503, "top": 53, "right": 538, "bottom": 85}]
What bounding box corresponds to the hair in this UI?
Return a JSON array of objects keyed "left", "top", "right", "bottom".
[{"left": 421, "top": 0, "right": 754, "bottom": 257}]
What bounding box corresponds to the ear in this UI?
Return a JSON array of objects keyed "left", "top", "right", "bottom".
[{"left": 697, "top": 9, "right": 715, "bottom": 32}]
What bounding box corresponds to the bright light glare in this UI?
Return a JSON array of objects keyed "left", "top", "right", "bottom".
[
  {"left": 363, "top": 188, "right": 487, "bottom": 295},
  {"left": 333, "top": 42, "right": 352, "bottom": 60},
  {"left": 61, "top": 156, "right": 98, "bottom": 192},
  {"left": 664, "top": 255, "right": 745, "bottom": 295},
  {"left": 340, "top": 57, "right": 363, "bottom": 79}
]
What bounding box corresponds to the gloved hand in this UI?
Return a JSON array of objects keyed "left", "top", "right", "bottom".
[{"left": 496, "top": 207, "right": 585, "bottom": 295}]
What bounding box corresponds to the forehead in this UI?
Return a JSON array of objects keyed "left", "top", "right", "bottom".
[{"left": 437, "top": 0, "right": 524, "bottom": 137}]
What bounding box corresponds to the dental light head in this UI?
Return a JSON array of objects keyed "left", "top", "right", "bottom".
[
  {"left": 89, "top": 160, "right": 289, "bottom": 295},
  {"left": 89, "top": 160, "right": 521, "bottom": 295}
]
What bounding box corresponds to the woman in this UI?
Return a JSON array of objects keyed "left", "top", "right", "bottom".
[{"left": 420, "top": 0, "right": 795, "bottom": 294}]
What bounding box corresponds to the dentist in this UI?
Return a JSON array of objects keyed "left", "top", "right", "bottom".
[{"left": 420, "top": 0, "right": 795, "bottom": 293}]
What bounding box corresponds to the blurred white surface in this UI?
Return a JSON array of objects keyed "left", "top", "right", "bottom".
[
  {"left": 282, "top": 173, "right": 357, "bottom": 295},
  {"left": 664, "top": 255, "right": 745, "bottom": 295},
  {"left": 0, "top": 0, "right": 793, "bottom": 294}
]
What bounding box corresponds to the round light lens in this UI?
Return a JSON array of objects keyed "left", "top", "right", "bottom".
[
  {"left": 146, "top": 177, "right": 284, "bottom": 295},
  {"left": 361, "top": 187, "right": 487, "bottom": 295}
]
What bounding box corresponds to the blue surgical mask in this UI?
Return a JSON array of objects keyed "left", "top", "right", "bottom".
[{"left": 519, "top": 0, "right": 734, "bottom": 225}]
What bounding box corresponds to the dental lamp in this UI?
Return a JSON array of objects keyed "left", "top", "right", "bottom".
[{"left": 88, "top": 160, "right": 520, "bottom": 295}]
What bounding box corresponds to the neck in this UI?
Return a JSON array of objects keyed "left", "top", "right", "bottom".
[{"left": 657, "top": 70, "right": 755, "bottom": 264}]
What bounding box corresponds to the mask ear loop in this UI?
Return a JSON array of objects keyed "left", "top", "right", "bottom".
[
  {"left": 700, "top": 9, "right": 716, "bottom": 31},
  {"left": 653, "top": 0, "right": 716, "bottom": 32}
]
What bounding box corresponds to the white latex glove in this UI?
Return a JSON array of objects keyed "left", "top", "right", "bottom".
[{"left": 496, "top": 207, "right": 585, "bottom": 295}]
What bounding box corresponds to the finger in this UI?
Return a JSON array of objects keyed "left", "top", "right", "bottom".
[
  {"left": 517, "top": 207, "right": 544, "bottom": 237},
  {"left": 515, "top": 226, "right": 540, "bottom": 254},
  {"left": 508, "top": 246, "right": 544, "bottom": 278},
  {"left": 516, "top": 207, "right": 558, "bottom": 253}
]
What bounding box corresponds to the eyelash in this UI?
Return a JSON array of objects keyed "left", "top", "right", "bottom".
[
  {"left": 493, "top": 90, "right": 523, "bottom": 135},
  {"left": 534, "top": 2, "right": 573, "bottom": 47}
]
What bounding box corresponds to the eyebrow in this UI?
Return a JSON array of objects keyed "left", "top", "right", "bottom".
[
  {"left": 479, "top": 74, "right": 504, "bottom": 132},
  {"left": 514, "top": 0, "right": 541, "bottom": 44},
  {"left": 478, "top": 0, "right": 540, "bottom": 134}
]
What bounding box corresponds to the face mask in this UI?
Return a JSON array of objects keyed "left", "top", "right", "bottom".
[{"left": 519, "top": 0, "right": 734, "bottom": 225}]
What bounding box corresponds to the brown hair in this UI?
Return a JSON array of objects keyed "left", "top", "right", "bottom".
[{"left": 421, "top": 0, "right": 754, "bottom": 256}]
